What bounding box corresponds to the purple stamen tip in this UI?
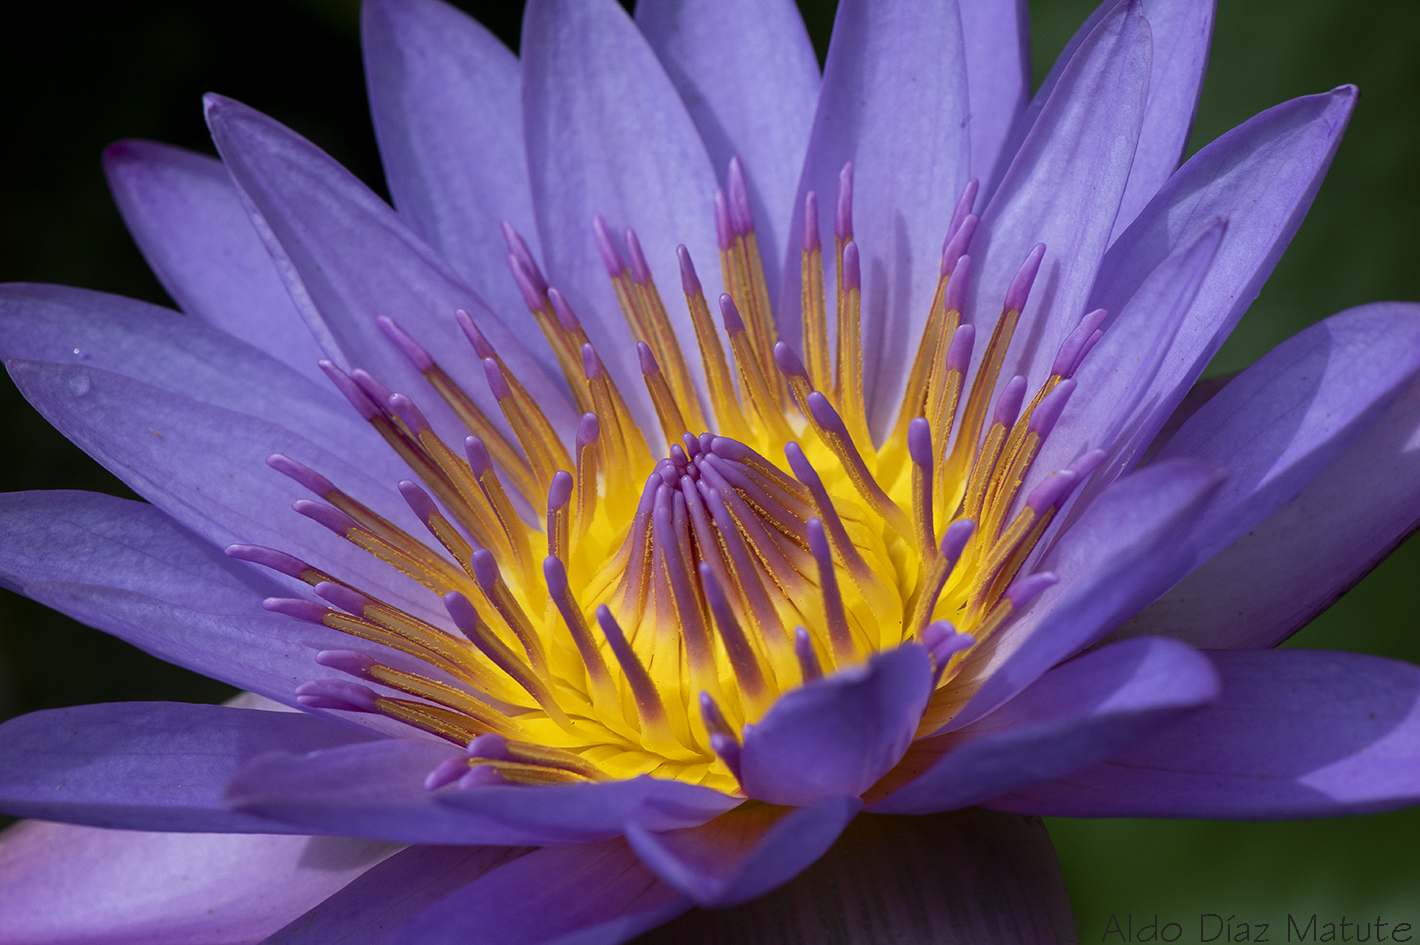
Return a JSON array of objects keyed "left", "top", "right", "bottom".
[
  {"left": 319, "top": 361, "right": 382, "bottom": 421},
  {"left": 267, "top": 453, "right": 335, "bottom": 497},
  {"left": 315, "top": 649, "right": 377, "bottom": 679},
  {"left": 389, "top": 392, "right": 432, "bottom": 435},
  {"left": 500, "top": 220, "right": 546, "bottom": 291},
  {"left": 710, "top": 732, "right": 743, "bottom": 780},
  {"left": 350, "top": 370, "right": 395, "bottom": 412},
  {"left": 458, "top": 766, "right": 506, "bottom": 789},
  {"left": 226, "top": 544, "right": 308, "bottom": 579},
  {"left": 425, "top": 756, "right": 470, "bottom": 791},
  {"left": 636, "top": 341, "right": 661, "bottom": 376},
  {"left": 295, "top": 679, "right": 379, "bottom": 713},
  {"left": 714, "top": 189, "right": 733, "bottom": 250},
  {"left": 948, "top": 178, "right": 980, "bottom": 238},
  {"left": 576, "top": 412, "right": 600, "bottom": 448},
  {"left": 1004, "top": 244, "right": 1047, "bottom": 314},
  {"left": 806, "top": 391, "right": 846, "bottom": 434},
  {"left": 293, "top": 499, "right": 357, "bottom": 537},
  {"left": 719, "top": 294, "right": 746, "bottom": 334},
  {"left": 907, "top": 417, "right": 934, "bottom": 469},
  {"left": 581, "top": 343, "right": 603, "bottom": 381},
  {"left": 509, "top": 255, "right": 547, "bottom": 311},
  {"left": 727, "top": 156, "right": 754, "bottom": 235},
  {"left": 542, "top": 555, "right": 568, "bottom": 596},
  {"left": 471, "top": 547, "right": 499, "bottom": 591},
  {"left": 1069, "top": 448, "right": 1108, "bottom": 480},
  {"left": 709, "top": 436, "right": 751, "bottom": 462},
  {"left": 263, "top": 597, "right": 329, "bottom": 624},
  {"left": 624, "top": 228, "right": 653, "bottom": 284},
  {"left": 699, "top": 691, "right": 732, "bottom": 738},
  {"left": 835, "top": 162, "right": 854, "bottom": 241},
  {"left": 315, "top": 580, "right": 374, "bottom": 616},
  {"left": 773, "top": 341, "right": 808, "bottom": 379},
  {"left": 682, "top": 432, "right": 701, "bottom": 458},
  {"left": 443, "top": 591, "right": 480, "bottom": 639},
  {"left": 676, "top": 245, "right": 703, "bottom": 296},
  {"left": 376, "top": 316, "right": 434, "bottom": 372},
  {"left": 783, "top": 440, "right": 819, "bottom": 486},
  {"left": 467, "top": 733, "right": 511, "bottom": 760},
  {"left": 947, "top": 323, "right": 976, "bottom": 374},
  {"left": 595, "top": 604, "right": 626, "bottom": 645},
  {"left": 482, "top": 358, "right": 512, "bottom": 401},
  {"left": 455, "top": 309, "right": 496, "bottom": 359},
  {"left": 806, "top": 517, "right": 831, "bottom": 562},
  {"left": 842, "top": 241, "right": 861, "bottom": 292},
  {"left": 464, "top": 436, "right": 492, "bottom": 476},
  {"left": 922, "top": 620, "right": 975, "bottom": 667},
  {"left": 398, "top": 479, "right": 439, "bottom": 522},
  {"left": 941, "top": 518, "right": 976, "bottom": 563},
  {"left": 1028, "top": 379, "right": 1076, "bottom": 437},
  {"left": 547, "top": 288, "right": 581, "bottom": 332},
  {"left": 1005, "top": 571, "right": 1059, "bottom": 609},
  {"left": 794, "top": 627, "right": 824, "bottom": 682},
  {"left": 941, "top": 215, "right": 979, "bottom": 277},
  {"left": 1025, "top": 469, "right": 1079, "bottom": 515},
  {"left": 1053, "top": 308, "right": 1109, "bottom": 377},
  {"left": 1072, "top": 329, "right": 1105, "bottom": 378},
  {"left": 994, "top": 376, "right": 1028, "bottom": 429},
  {"left": 803, "top": 191, "right": 821, "bottom": 252},
  {"left": 548, "top": 470, "right": 574, "bottom": 511},
  {"left": 592, "top": 213, "right": 624, "bottom": 276}
]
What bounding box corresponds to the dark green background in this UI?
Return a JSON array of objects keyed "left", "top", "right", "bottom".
[{"left": 1, "top": 0, "right": 1416, "bottom": 938}]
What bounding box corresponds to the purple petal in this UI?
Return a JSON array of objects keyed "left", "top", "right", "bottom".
[
  {"left": 648, "top": 808, "right": 1072, "bottom": 943},
  {"left": 203, "top": 94, "right": 574, "bottom": 450},
  {"left": 392, "top": 838, "right": 689, "bottom": 945},
  {"left": 1121, "top": 367, "right": 1420, "bottom": 649},
  {"left": 739, "top": 644, "right": 932, "bottom": 806},
  {"left": 1155, "top": 302, "right": 1420, "bottom": 568},
  {"left": 871, "top": 636, "right": 1218, "bottom": 814},
  {"left": 991, "top": 650, "right": 1420, "bottom": 818},
  {"left": 0, "top": 820, "right": 395, "bottom": 945},
  {"left": 265, "top": 844, "right": 531, "bottom": 945},
  {"left": 960, "top": 0, "right": 1030, "bottom": 182},
  {"left": 5, "top": 359, "right": 441, "bottom": 622},
  {"left": 0, "top": 702, "right": 373, "bottom": 832},
  {"left": 781, "top": 0, "right": 971, "bottom": 436},
  {"left": 636, "top": 0, "right": 819, "bottom": 298},
  {"left": 938, "top": 459, "right": 1224, "bottom": 733},
  {"left": 1110, "top": 0, "right": 1216, "bottom": 240},
  {"left": 362, "top": 0, "right": 542, "bottom": 324},
  {"left": 626, "top": 796, "right": 859, "bottom": 907},
  {"left": 968, "top": 0, "right": 1151, "bottom": 392},
  {"left": 227, "top": 738, "right": 737, "bottom": 845},
  {"left": 102, "top": 140, "right": 326, "bottom": 383},
  {"left": 522, "top": 0, "right": 722, "bottom": 436},
  {"left": 1086, "top": 87, "right": 1358, "bottom": 464}
]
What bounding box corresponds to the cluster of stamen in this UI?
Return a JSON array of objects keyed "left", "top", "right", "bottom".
[{"left": 228, "top": 157, "right": 1109, "bottom": 794}]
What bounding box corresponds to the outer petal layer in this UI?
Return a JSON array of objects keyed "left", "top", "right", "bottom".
[
  {"left": 0, "top": 819, "right": 395, "bottom": 945},
  {"left": 991, "top": 650, "right": 1420, "bottom": 817}
]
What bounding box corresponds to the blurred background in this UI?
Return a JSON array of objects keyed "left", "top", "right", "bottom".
[{"left": 1, "top": 0, "right": 1416, "bottom": 936}]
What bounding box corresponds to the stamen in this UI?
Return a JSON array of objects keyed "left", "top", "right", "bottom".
[
  {"left": 908, "top": 518, "right": 976, "bottom": 635},
  {"left": 835, "top": 240, "right": 870, "bottom": 449},
  {"left": 225, "top": 543, "right": 331, "bottom": 587},
  {"left": 720, "top": 294, "right": 794, "bottom": 442},
  {"left": 782, "top": 441, "right": 877, "bottom": 592},
  {"left": 471, "top": 548, "right": 550, "bottom": 679},
  {"left": 444, "top": 590, "right": 569, "bottom": 730},
  {"left": 677, "top": 246, "right": 750, "bottom": 441},
  {"left": 314, "top": 648, "right": 520, "bottom": 738},
  {"left": 806, "top": 518, "right": 856, "bottom": 665},
  {"left": 624, "top": 227, "right": 706, "bottom": 432},
  {"left": 543, "top": 556, "right": 617, "bottom": 706},
  {"left": 699, "top": 692, "right": 742, "bottom": 782},
  {"left": 907, "top": 417, "right": 936, "bottom": 560},
  {"left": 463, "top": 436, "right": 535, "bottom": 594},
  {"left": 638, "top": 342, "right": 690, "bottom": 443},
  {"left": 697, "top": 562, "right": 772, "bottom": 715},
  {"left": 921, "top": 620, "right": 975, "bottom": 686},
  {"left": 800, "top": 190, "right": 831, "bottom": 391},
  {"left": 806, "top": 392, "right": 912, "bottom": 539},
  {"left": 595, "top": 605, "right": 678, "bottom": 750},
  {"left": 546, "top": 470, "right": 574, "bottom": 565},
  {"left": 833, "top": 162, "right": 854, "bottom": 382},
  {"left": 573, "top": 413, "right": 600, "bottom": 544},
  {"left": 793, "top": 626, "right": 823, "bottom": 683}
]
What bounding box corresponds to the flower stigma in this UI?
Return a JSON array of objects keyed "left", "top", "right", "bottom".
[{"left": 228, "top": 159, "right": 1106, "bottom": 797}]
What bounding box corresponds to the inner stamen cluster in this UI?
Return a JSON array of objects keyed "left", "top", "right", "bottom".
[{"left": 231, "top": 158, "right": 1109, "bottom": 795}]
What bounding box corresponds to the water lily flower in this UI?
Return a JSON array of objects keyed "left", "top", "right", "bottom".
[{"left": 3, "top": 0, "right": 1420, "bottom": 941}]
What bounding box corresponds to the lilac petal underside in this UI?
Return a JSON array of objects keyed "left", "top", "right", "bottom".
[
  {"left": 226, "top": 738, "right": 738, "bottom": 846},
  {"left": 522, "top": 0, "right": 722, "bottom": 438},
  {"left": 960, "top": 0, "right": 1030, "bottom": 182},
  {"left": 934, "top": 459, "right": 1225, "bottom": 734},
  {"left": 991, "top": 649, "right": 1420, "bottom": 818},
  {"left": 626, "top": 796, "right": 859, "bottom": 907},
  {"left": 362, "top": 0, "right": 542, "bottom": 324},
  {"left": 1022, "top": 218, "right": 1225, "bottom": 506},
  {"left": 739, "top": 644, "right": 932, "bottom": 806},
  {"left": 0, "top": 283, "right": 406, "bottom": 489},
  {"left": 1119, "top": 370, "right": 1420, "bottom": 649},
  {"left": 5, "top": 358, "right": 442, "bottom": 623},
  {"left": 782, "top": 0, "right": 971, "bottom": 436},
  {"left": 0, "top": 702, "right": 373, "bottom": 832},
  {"left": 265, "top": 844, "right": 532, "bottom": 945},
  {"left": 970, "top": 0, "right": 1151, "bottom": 394},
  {"left": 870, "top": 636, "right": 1218, "bottom": 814},
  {"left": 1110, "top": 0, "right": 1216, "bottom": 240},
  {"left": 102, "top": 140, "right": 326, "bottom": 383},
  {"left": 392, "top": 838, "right": 689, "bottom": 945},
  {"left": 1155, "top": 302, "right": 1420, "bottom": 570},
  {"left": 1086, "top": 87, "right": 1358, "bottom": 463},
  {"left": 643, "top": 808, "right": 1072, "bottom": 944},
  {"left": 636, "top": 0, "right": 819, "bottom": 302},
  {"left": 0, "top": 819, "right": 396, "bottom": 945},
  {"left": 203, "top": 94, "right": 574, "bottom": 451}
]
